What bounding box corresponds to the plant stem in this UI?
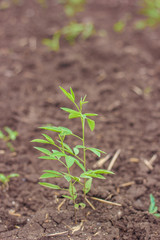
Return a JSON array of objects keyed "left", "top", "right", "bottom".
[{"left": 81, "top": 117, "right": 87, "bottom": 197}]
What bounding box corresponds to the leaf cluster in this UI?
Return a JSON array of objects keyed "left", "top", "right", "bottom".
[
  {"left": 149, "top": 194, "right": 160, "bottom": 218},
  {"left": 0, "top": 173, "right": 19, "bottom": 189},
  {"left": 135, "top": 0, "right": 160, "bottom": 29},
  {"left": 42, "top": 21, "right": 95, "bottom": 51},
  {"left": 0, "top": 127, "right": 18, "bottom": 152}
]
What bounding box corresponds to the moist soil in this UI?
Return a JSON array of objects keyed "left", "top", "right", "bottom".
[{"left": 0, "top": 0, "right": 160, "bottom": 239}]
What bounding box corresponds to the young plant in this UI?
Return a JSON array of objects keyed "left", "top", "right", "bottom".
[
  {"left": 149, "top": 194, "right": 160, "bottom": 218},
  {"left": 135, "top": 0, "right": 160, "bottom": 29},
  {"left": 43, "top": 21, "right": 95, "bottom": 51},
  {"left": 0, "top": 127, "right": 18, "bottom": 152},
  {"left": 58, "top": 0, "right": 86, "bottom": 17},
  {"left": 32, "top": 87, "right": 113, "bottom": 219},
  {"left": 0, "top": 173, "right": 19, "bottom": 190}
]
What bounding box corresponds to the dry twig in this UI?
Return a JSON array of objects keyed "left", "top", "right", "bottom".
[
  {"left": 93, "top": 153, "right": 111, "bottom": 168},
  {"left": 89, "top": 196, "right": 122, "bottom": 207},
  {"left": 108, "top": 149, "right": 121, "bottom": 171}
]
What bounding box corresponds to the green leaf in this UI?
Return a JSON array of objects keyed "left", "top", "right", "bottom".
[
  {"left": 40, "top": 173, "right": 62, "bottom": 179},
  {"left": 42, "top": 32, "right": 60, "bottom": 51},
  {"left": 154, "top": 213, "right": 160, "bottom": 218},
  {"left": 149, "top": 194, "right": 156, "bottom": 213},
  {"left": 84, "top": 178, "right": 92, "bottom": 194},
  {"left": 40, "top": 126, "right": 72, "bottom": 136},
  {"left": 74, "top": 204, "right": 79, "bottom": 209},
  {"left": 34, "top": 147, "right": 51, "bottom": 155},
  {"left": 79, "top": 203, "right": 86, "bottom": 209},
  {"left": 43, "top": 170, "right": 63, "bottom": 176},
  {"left": 51, "top": 151, "right": 66, "bottom": 159},
  {"left": 57, "top": 141, "right": 73, "bottom": 153},
  {"left": 80, "top": 171, "right": 106, "bottom": 179},
  {"left": 92, "top": 169, "right": 114, "bottom": 175},
  {"left": 39, "top": 182, "right": 61, "bottom": 189},
  {"left": 0, "top": 174, "right": 7, "bottom": 183},
  {"left": 75, "top": 145, "right": 86, "bottom": 149},
  {"left": 84, "top": 113, "right": 98, "bottom": 117},
  {"left": 73, "top": 147, "right": 79, "bottom": 155},
  {"left": 65, "top": 156, "right": 75, "bottom": 168},
  {"left": 69, "top": 113, "right": 81, "bottom": 119},
  {"left": 87, "top": 147, "right": 106, "bottom": 157},
  {"left": 87, "top": 148, "right": 101, "bottom": 157},
  {"left": 31, "top": 139, "right": 49, "bottom": 144},
  {"left": 39, "top": 126, "right": 61, "bottom": 132},
  {"left": 38, "top": 156, "right": 57, "bottom": 160},
  {"left": 0, "top": 131, "right": 5, "bottom": 139},
  {"left": 7, "top": 173, "right": 19, "bottom": 178},
  {"left": 64, "top": 174, "right": 71, "bottom": 182},
  {"left": 74, "top": 159, "right": 85, "bottom": 171},
  {"left": 62, "top": 195, "right": 72, "bottom": 200},
  {"left": 61, "top": 107, "right": 78, "bottom": 114},
  {"left": 59, "top": 86, "right": 74, "bottom": 103},
  {"left": 87, "top": 118, "right": 95, "bottom": 131},
  {"left": 4, "top": 127, "right": 18, "bottom": 141},
  {"left": 70, "top": 87, "right": 75, "bottom": 100},
  {"left": 42, "top": 134, "right": 55, "bottom": 144}
]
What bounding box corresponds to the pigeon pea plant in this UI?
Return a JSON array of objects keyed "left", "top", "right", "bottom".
[
  {"left": 32, "top": 87, "right": 113, "bottom": 220},
  {"left": 149, "top": 194, "right": 160, "bottom": 218},
  {"left": 0, "top": 127, "right": 18, "bottom": 152},
  {"left": 0, "top": 173, "right": 19, "bottom": 190}
]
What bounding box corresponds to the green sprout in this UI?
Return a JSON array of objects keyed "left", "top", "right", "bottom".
[
  {"left": 135, "top": 0, "right": 160, "bottom": 29},
  {"left": 58, "top": 0, "right": 86, "bottom": 17},
  {"left": 32, "top": 87, "right": 114, "bottom": 222},
  {"left": 0, "top": 173, "right": 19, "bottom": 190},
  {"left": 149, "top": 194, "right": 160, "bottom": 218},
  {"left": 43, "top": 21, "right": 95, "bottom": 51},
  {"left": 113, "top": 20, "right": 126, "bottom": 33},
  {"left": 0, "top": 127, "right": 18, "bottom": 152}
]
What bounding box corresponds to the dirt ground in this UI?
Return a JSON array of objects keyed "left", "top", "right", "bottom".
[{"left": 0, "top": 0, "right": 160, "bottom": 239}]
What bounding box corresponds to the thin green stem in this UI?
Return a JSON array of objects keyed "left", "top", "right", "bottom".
[{"left": 81, "top": 117, "right": 87, "bottom": 198}]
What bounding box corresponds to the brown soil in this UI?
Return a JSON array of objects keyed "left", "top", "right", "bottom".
[{"left": 0, "top": 0, "right": 160, "bottom": 239}]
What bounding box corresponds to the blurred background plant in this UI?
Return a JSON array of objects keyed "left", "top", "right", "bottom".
[
  {"left": 58, "top": 0, "right": 86, "bottom": 17},
  {"left": 0, "top": 127, "right": 18, "bottom": 152},
  {"left": 135, "top": 0, "right": 160, "bottom": 29},
  {"left": 43, "top": 0, "right": 96, "bottom": 51},
  {"left": 114, "top": 0, "right": 160, "bottom": 32},
  {"left": 0, "top": 173, "right": 19, "bottom": 190}
]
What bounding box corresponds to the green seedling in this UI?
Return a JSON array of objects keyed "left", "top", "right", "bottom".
[
  {"left": 32, "top": 86, "right": 114, "bottom": 222},
  {"left": 149, "top": 194, "right": 160, "bottom": 218},
  {"left": 43, "top": 21, "right": 95, "bottom": 51},
  {"left": 0, "top": 127, "right": 18, "bottom": 152},
  {"left": 58, "top": 0, "right": 86, "bottom": 17},
  {"left": 113, "top": 20, "right": 126, "bottom": 33},
  {"left": 0, "top": 173, "right": 19, "bottom": 189},
  {"left": 135, "top": 0, "right": 160, "bottom": 29}
]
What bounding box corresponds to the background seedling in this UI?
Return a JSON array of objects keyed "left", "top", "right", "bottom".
[
  {"left": 135, "top": 0, "right": 160, "bottom": 29},
  {"left": 0, "top": 173, "right": 19, "bottom": 190},
  {"left": 0, "top": 127, "right": 18, "bottom": 152},
  {"left": 43, "top": 21, "right": 95, "bottom": 51},
  {"left": 58, "top": 0, "right": 86, "bottom": 17},
  {"left": 32, "top": 86, "right": 113, "bottom": 222},
  {"left": 149, "top": 194, "right": 160, "bottom": 218},
  {"left": 114, "top": 0, "right": 160, "bottom": 32},
  {"left": 42, "top": 0, "right": 97, "bottom": 51}
]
